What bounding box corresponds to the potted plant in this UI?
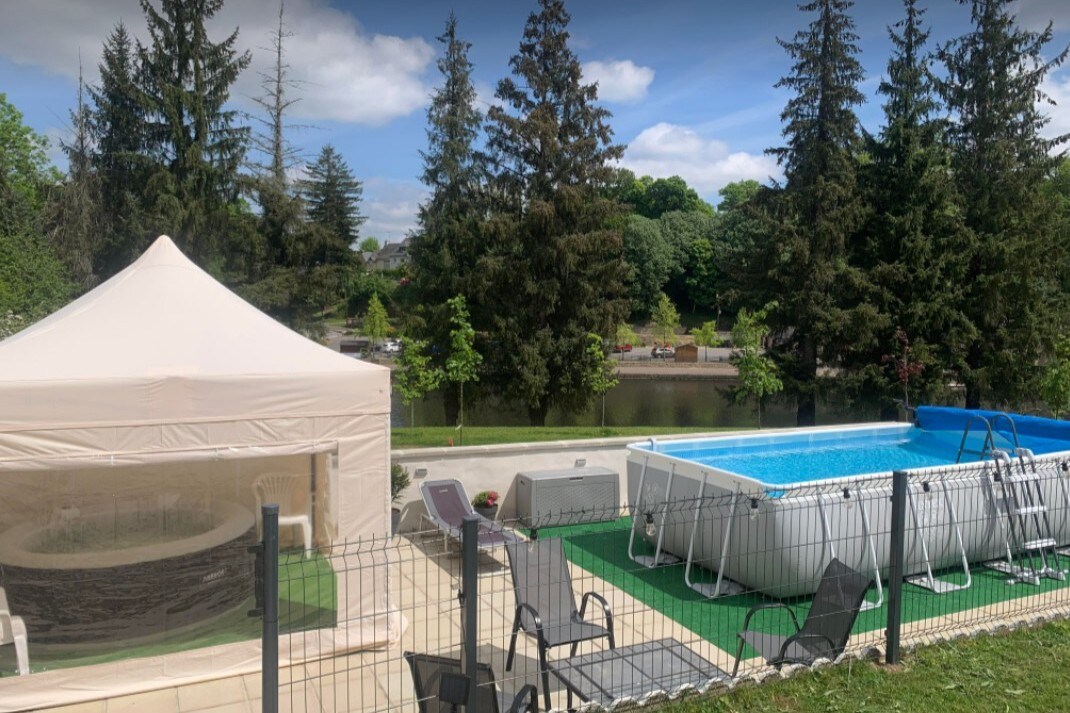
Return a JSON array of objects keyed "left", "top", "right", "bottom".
[
  {"left": 471, "top": 490, "right": 499, "bottom": 520},
  {"left": 391, "top": 463, "right": 411, "bottom": 534}
]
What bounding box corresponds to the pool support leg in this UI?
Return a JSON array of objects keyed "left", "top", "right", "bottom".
[
  {"left": 684, "top": 479, "right": 745, "bottom": 598},
  {"left": 628, "top": 457, "right": 680, "bottom": 568}
]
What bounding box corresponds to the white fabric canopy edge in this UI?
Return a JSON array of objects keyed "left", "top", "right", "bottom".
[{"left": 0, "top": 440, "right": 341, "bottom": 472}]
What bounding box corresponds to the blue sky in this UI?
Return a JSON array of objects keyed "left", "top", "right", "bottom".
[{"left": 1, "top": 0, "right": 1068, "bottom": 243}]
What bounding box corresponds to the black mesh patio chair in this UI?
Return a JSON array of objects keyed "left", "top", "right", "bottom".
[
  {"left": 405, "top": 651, "right": 538, "bottom": 713},
  {"left": 504, "top": 538, "right": 615, "bottom": 710},
  {"left": 731, "top": 558, "right": 872, "bottom": 677}
]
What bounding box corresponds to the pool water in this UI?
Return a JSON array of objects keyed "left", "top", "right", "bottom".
[{"left": 643, "top": 425, "right": 1070, "bottom": 486}]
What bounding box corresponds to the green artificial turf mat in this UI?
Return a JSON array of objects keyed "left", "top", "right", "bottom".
[{"left": 535, "top": 518, "right": 1070, "bottom": 655}]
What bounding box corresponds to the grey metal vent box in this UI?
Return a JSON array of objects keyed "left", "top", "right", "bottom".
[{"left": 515, "top": 466, "right": 620, "bottom": 529}]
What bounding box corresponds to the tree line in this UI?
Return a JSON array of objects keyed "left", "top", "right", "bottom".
[
  {"left": 409, "top": 0, "right": 1070, "bottom": 426},
  {"left": 1, "top": 0, "right": 371, "bottom": 337},
  {"left": 2, "top": 0, "right": 1069, "bottom": 427}
]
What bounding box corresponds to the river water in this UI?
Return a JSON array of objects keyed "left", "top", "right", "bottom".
[{"left": 390, "top": 377, "right": 883, "bottom": 429}]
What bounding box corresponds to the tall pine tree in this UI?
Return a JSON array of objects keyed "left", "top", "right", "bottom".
[
  {"left": 300, "top": 145, "right": 365, "bottom": 250},
  {"left": 850, "top": 0, "right": 971, "bottom": 414},
  {"left": 410, "top": 12, "right": 485, "bottom": 424},
  {"left": 761, "top": 0, "right": 866, "bottom": 425},
  {"left": 937, "top": 0, "right": 1069, "bottom": 408},
  {"left": 136, "top": 0, "right": 251, "bottom": 261},
  {"left": 484, "top": 0, "right": 629, "bottom": 425},
  {"left": 44, "top": 59, "right": 100, "bottom": 290},
  {"left": 88, "top": 22, "right": 147, "bottom": 278}
]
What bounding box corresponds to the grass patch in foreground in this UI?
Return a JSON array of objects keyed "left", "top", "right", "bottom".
[
  {"left": 671, "top": 620, "right": 1070, "bottom": 713},
  {"left": 392, "top": 426, "right": 733, "bottom": 449}
]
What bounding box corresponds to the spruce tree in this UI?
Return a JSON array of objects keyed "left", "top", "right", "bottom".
[
  {"left": 45, "top": 60, "right": 100, "bottom": 290},
  {"left": 763, "top": 0, "right": 866, "bottom": 426},
  {"left": 300, "top": 145, "right": 365, "bottom": 250},
  {"left": 937, "top": 0, "right": 1069, "bottom": 407},
  {"left": 850, "top": 0, "right": 971, "bottom": 414},
  {"left": 410, "top": 13, "right": 486, "bottom": 425},
  {"left": 88, "top": 22, "right": 146, "bottom": 278},
  {"left": 136, "top": 0, "right": 251, "bottom": 260},
  {"left": 484, "top": 0, "right": 629, "bottom": 425}
]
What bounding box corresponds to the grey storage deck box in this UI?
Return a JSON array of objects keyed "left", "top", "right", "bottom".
[{"left": 515, "top": 467, "right": 620, "bottom": 528}]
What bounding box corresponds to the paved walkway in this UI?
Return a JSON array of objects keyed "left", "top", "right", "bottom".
[{"left": 32, "top": 536, "right": 1070, "bottom": 713}]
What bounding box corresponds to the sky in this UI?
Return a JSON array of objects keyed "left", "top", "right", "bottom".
[{"left": 0, "top": 0, "right": 1068, "bottom": 244}]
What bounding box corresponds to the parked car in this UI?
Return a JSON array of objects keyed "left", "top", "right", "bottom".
[
  {"left": 613, "top": 343, "right": 633, "bottom": 353},
  {"left": 651, "top": 345, "right": 675, "bottom": 359},
  {"left": 381, "top": 340, "right": 401, "bottom": 354}
]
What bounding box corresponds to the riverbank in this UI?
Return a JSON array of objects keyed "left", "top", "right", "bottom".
[
  {"left": 391, "top": 424, "right": 727, "bottom": 448},
  {"left": 615, "top": 360, "right": 737, "bottom": 379}
]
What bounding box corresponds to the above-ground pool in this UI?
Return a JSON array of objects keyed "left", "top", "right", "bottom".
[{"left": 626, "top": 407, "right": 1070, "bottom": 597}]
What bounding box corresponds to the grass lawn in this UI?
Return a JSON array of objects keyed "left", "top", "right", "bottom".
[
  {"left": 671, "top": 619, "right": 1070, "bottom": 712},
  {"left": 392, "top": 425, "right": 733, "bottom": 449}
]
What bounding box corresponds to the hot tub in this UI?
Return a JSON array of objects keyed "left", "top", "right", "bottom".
[
  {"left": 626, "top": 407, "right": 1070, "bottom": 597},
  {"left": 0, "top": 499, "right": 256, "bottom": 646}
]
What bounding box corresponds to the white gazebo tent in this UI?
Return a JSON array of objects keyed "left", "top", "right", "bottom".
[{"left": 0, "top": 236, "right": 394, "bottom": 710}]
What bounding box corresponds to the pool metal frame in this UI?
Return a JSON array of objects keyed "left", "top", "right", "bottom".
[{"left": 625, "top": 423, "right": 1070, "bottom": 600}]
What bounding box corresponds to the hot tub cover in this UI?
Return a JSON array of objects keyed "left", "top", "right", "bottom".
[{"left": 0, "top": 236, "right": 394, "bottom": 710}]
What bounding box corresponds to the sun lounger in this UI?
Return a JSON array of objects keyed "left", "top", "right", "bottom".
[{"left": 420, "top": 479, "right": 520, "bottom": 550}]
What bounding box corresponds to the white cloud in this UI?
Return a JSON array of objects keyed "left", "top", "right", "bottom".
[
  {"left": 620, "top": 122, "right": 779, "bottom": 198},
  {"left": 1041, "top": 69, "right": 1070, "bottom": 145},
  {"left": 42, "top": 127, "right": 70, "bottom": 171},
  {"left": 473, "top": 80, "right": 497, "bottom": 113},
  {"left": 1014, "top": 0, "right": 1070, "bottom": 31},
  {"left": 0, "top": 0, "right": 434, "bottom": 125},
  {"left": 362, "top": 178, "right": 428, "bottom": 244},
  {"left": 582, "top": 60, "right": 655, "bottom": 103}
]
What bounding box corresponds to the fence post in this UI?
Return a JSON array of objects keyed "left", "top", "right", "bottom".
[
  {"left": 461, "top": 515, "right": 480, "bottom": 713},
  {"left": 886, "top": 470, "right": 907, "bottom": 664},
  {"left": 262, "top": 504, "right": 280, "bottom": 713}
]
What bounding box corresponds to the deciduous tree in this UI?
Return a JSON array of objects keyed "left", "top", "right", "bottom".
[
  {"left": 651, "top": 292, "right": 680, "bottom": 346},
  {"left": 362, "top": 293, "right": 390, "bottom": 352},
  {"left": 444, "top": 295, "right": 482, "bottom": 444},
  {"left": 730, "top": 303, "right": 783, "bottom": 428},
  {"left": 583, "top": 333, "right": 618, "bottom": 427},
  {"left": 394, "top": 338, "right": 442, "bottom": 427}
]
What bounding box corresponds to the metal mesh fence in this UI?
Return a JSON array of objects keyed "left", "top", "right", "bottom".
[{"left": 274, "top": 453, "right": 1070, "bottom": 713}]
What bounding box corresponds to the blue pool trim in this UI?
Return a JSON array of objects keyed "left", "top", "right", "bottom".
[{"left": 629, "top": 409, "right": 1070, "bottom": 489}]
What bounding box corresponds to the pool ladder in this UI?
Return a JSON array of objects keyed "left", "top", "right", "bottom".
[{"left": 984, "top": 448, "right": 1066, "bottom": 585}]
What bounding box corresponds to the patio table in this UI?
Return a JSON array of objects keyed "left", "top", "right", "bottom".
[{"left": 548, "top": 638, "right": 729, "bottom": 710}]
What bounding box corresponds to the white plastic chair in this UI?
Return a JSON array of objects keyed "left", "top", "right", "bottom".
[
  {"left": 0, "top": 587, "right": 29, "bottom": 676},
  {"left": 254, "top": 473, "right": 313, "bottom": 554}
]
